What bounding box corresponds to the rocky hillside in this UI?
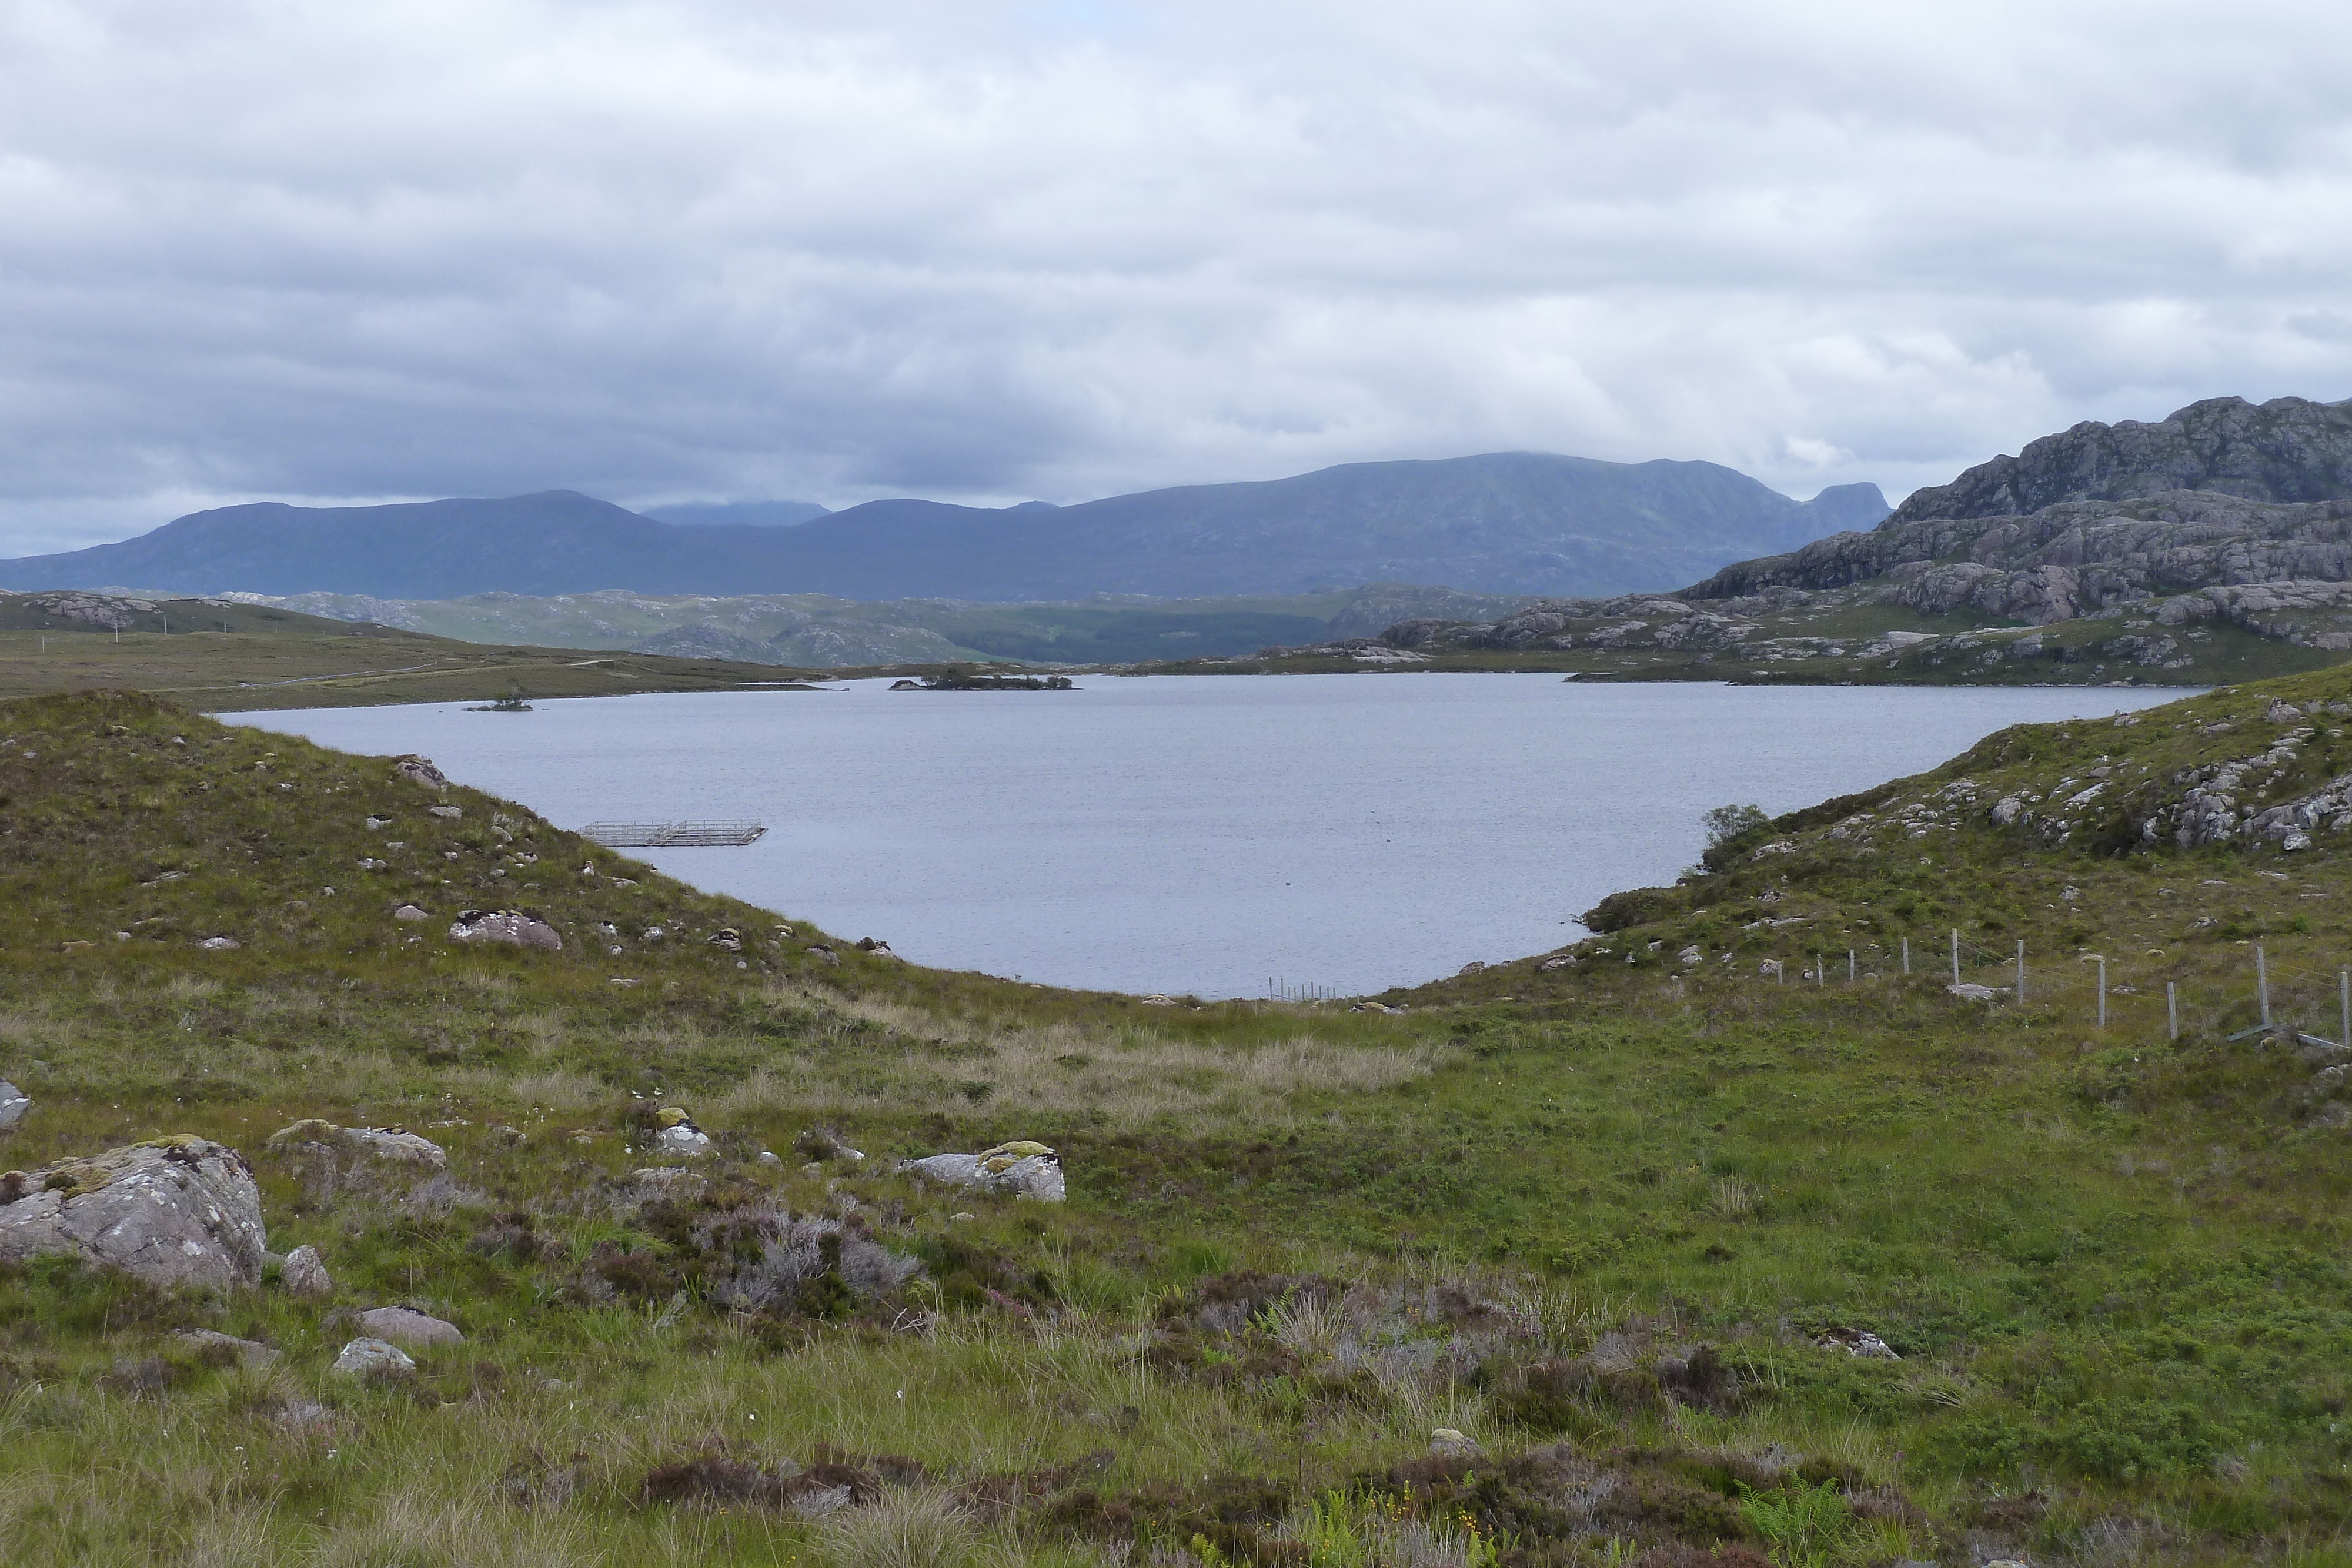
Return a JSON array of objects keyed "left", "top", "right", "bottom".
[{"left": 1312, "top": 396, "right": 2352, "bottom": 684}]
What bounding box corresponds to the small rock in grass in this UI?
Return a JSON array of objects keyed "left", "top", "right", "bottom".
[
  {"left": 196, "top": 935, "right": 240, "bottom": 951},
  {"left": 357, "top": 1306, "right": 464, "bottom": 1348},
  {"left": 281, "top": 1244, "right": 334, "bottom": 1299},
  {"left": 0, "top": 1080, "right": 28, "bottom": 1131},
  {"left": 392, "top": 904, "right": 430, "bottom": 922},
  {"left": 1429, "top": 1427, "right": 1481, "bottom": 1457},
  {"left": 758, "top": 1149, "right": 782, "bottom": 1166},
  {"left": 332, "top": 1337, "right": 416, "bottom": 1378},
  {"left": 429, "top": 805, "right": 462, "bottom": 819},
  {"left": 174, "top": 1328, "right": 280, "bottom": 1368}
]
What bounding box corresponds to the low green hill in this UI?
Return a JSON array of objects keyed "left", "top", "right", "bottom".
[{"left": 2, "top": 683, "right": 2351, "bottom": 1564}]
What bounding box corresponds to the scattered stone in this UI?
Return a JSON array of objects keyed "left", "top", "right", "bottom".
[
  {"left": 1678, "top": 945, "right": 1703, "bottom": 966},
  {"left": 0, "top": 1079, "right": 28, "bottom": 1131},
  {"left": 281, "top": 1243, "right": 335, "bottom": 1299},
  {"left": 332, "top": 1336, "right": 416, "bottom": 1378},
  {"left": 2286, "top": 831, "right": 2314, "bottom": 851},
  {"left": 1456, "top": 961, "right": 1486, "bottom": 976},
  {"left": 196, "top": 935, "right": 240, "bottom": 951},
  {"left": 2060, "top": 885, "right": 2081, "bottom": 902},
  {"left": 490, "top": 1124, "right": 526, "bottom": 1146},
  {"left": 449, "top": 910, "right": 562, "bottom": 950},
  {"left": 392, "top": 904, "right": 430, "bottom": 922},
  {"left": 358, "top": 1305, "right": 463, "bottom": 1348},
  {"left": 174, "top": 1328, "right": 280, "bottom": 1368},
  {"left": 393, "top": 755, "right": 449, "bottom": 790},
  {"left": 1536, "top": 953, "right": 1575, "bottom": 972},
  {"left": 1349, "top": 1000, "right": 1406, "bottom": 1013},
  {"left": 0, "top": 1136, "right": 267, "bottom": 1290},
  {"left": 356, "top": 858, "right": 388, "bottom": 871},
  {"left": 758, "top": 1149, "right": 783, "bottom": 1166},
  {"left": 428, "top": 805, "right": 463, "bottom": 819},
  {"left": 709, "top": 928, "right": 743, "bottom": 952},
  {"left": 904, "top": 1141, "right": 1065, "bottom": 1202},
  {"left": 1947, "top": 982, "right": 2007, "bottom": 1001},
  {"left": 1429, "top": 1427, "right": 1482, "bottom": 1457},
  {"left": 807, "top": 944, "right": 840, "bottom": 965},
  {"left": 365, "top": 815, "right": 393, "bottom": 830}
]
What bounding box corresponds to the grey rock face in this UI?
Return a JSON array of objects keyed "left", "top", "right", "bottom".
[
  {"left": 1892, "top": 394, "right": 2352, "bottom": 523},
  {"left": 0, "top": 1136, "right": 267, "bottom": 1290},
  {"left": 332, "top": 1336, "right": 416, "bottom": 1377},
  {"left": 449, "top": 910, "right": 562, "bottom": 950},
  {"left": 0, "top": 1079, "right": 28, "bottom": 1130},
  {"left": 357, "top": 1305, "right": 463, "bottom": 1348}
]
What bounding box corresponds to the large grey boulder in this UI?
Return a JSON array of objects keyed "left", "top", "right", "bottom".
[
  {"left": 449, "top": 910, "right": 562, "bottom": 951},
  {"left": 357, "top": 1305, "right": 463, "bottom": 1348},
  {"left": 0, "top": 1080, "right": 27, "bottom": 1131},
  {"left": 904, "top": 1141, "right": 1065, "bottom": 1202},
  {"left": 0, "top": 1136, "right": 267, "bottom": 1290}
]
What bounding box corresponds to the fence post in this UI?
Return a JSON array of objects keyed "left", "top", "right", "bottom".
[
  {"left": 1814, "top": 954, "right": 1823, "bottom": 986},
  {"left": 1902, "top": 936, "right": 1910, "bottom": 975},
  {"left": 2341, "top": 969, "right": 2348, "bottom": 1049},
  {"left": 1951, "top": 930, "right": 1960, "bottom": 987},
  {"left": 2168, "top": 981, "right": 2179, "bottom": 1042},
  {"left": 2258, "top": 944, "right": 2271, "bottom": 1028},
  {"left": 2097, "top": 957, "right": 2107, "bottom": 1029},
  {"left": 2016, "top": 940, "right": 2026, "bottom": 1005},
  {"left": 1848, "top": 949, "right": 1856, "bottom": 984}
]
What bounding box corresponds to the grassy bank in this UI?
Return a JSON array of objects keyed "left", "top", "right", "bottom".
[{"left": 4, "top": 683, "right": 2352, "bottom": 1563}]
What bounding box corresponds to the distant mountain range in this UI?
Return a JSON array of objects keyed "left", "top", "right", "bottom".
[{"left": 0, "top": 453, "right": 1886, "bottom": 602}]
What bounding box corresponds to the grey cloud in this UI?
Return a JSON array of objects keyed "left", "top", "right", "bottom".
[{"left": 2, "top": 0, "right": 2351, "bottom": 553}]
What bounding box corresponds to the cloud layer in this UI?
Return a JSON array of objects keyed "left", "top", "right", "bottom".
[{"left": 4, "top": 0, "right": 2351, "bottom": 552}]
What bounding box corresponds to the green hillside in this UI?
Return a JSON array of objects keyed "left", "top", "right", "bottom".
[{"left": 2, "top": 681, "right": 2352, "bottom": 1563}]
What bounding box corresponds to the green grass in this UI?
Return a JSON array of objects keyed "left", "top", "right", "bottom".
[{"left": 8, "top": 682, "right": 2352, "bottom": 1562}]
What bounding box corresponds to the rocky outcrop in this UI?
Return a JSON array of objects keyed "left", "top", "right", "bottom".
[
  {"left": 0, "top": 1136, "right": 267, "bottom": 1290},
  {"left": 449, "top": 910, "right": 562, "bottom": 950},
  {"left": 1892, "top": 394, "right": 2352, "bottom": 523},
  {"left": 904, "top": 1141, "right": 1065, "bottom": 1202},
  {"left": 393, "top": 755, "right": 449, "bottom": 790},
  {"left": 266, "top": 1120, "right": 447, "bottom": 1172}
]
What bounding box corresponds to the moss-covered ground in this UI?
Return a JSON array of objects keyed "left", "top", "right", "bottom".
[{"left": 5, "top": 681, "right": 2352, "bottom": 1564}]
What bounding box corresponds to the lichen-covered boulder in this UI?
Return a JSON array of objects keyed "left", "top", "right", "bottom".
[
  {"left": 904, "top": 1140, "right": 1065, "bottom": 1202},
  {"left": 0, "top": 1136, "right": 267, "bottom": 1289},
  {"left": 449, "top": 910, "right": 562, "bottom": 951},
  {"left": 653, "top": 1107, "right": 711, "bottom": 1157},
  {"left": 332, "top": 1336, "right": 415, "bottom": 1378}
]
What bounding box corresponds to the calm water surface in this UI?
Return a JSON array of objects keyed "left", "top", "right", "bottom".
[{"left": 235, "top": 675, "right": 2190, "bottom": 997}]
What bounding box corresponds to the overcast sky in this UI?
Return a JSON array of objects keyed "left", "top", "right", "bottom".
[{"left": 4, "top": 0, "right": 2351, "bottom": 553}]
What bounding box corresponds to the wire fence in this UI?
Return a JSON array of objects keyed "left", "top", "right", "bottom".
[
  {"left": 1265, "top": 978, "right": 1343, "bottom": 1002},
  {"left": 1728, "top": 928, "right": 2352, "bottom": 1048}
]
